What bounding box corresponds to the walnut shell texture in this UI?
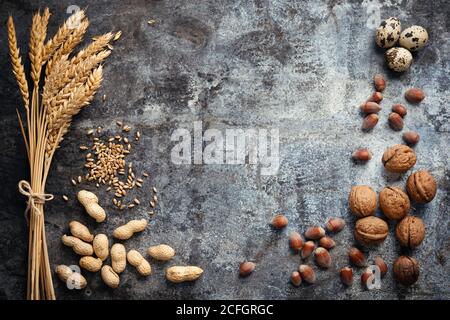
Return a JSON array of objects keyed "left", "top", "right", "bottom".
[
  {"left": 396, "top": 216, "right": 425, "bottom": 248},
  {"left": 382, "top": 144, "right": 416, "bottom": 173},
  {"left": 349, "top": 185, "right": 377, "bottom": 218},
  {"left": 406, "top": 170, "right": 437, "bottom": 203},
  {"left": 354, "top": 216, "right": 388, "bottom": 245},
  {"left": 393, "top": 256, "right": 419, "bottom": 286},
  {"left": 379, "top": 187, "right": 410, "bottom": 220}
]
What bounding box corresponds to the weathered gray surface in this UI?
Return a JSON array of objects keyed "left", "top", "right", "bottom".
[{"left": 0, "top": 0, "right": 448, "bottom": 300}]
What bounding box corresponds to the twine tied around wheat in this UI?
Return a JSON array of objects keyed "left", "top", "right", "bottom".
[{"left": 18, "top": 180, "right": 54, "bottom": 222}]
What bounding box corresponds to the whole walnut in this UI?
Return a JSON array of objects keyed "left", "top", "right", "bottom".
[
  {"left": 379, "top": 187, "right": 410, "bottom": 220},
  {"left": 349, "top": 186, "right": 377, "bottom": 218},
  {"left": 406, "top": 170, "right": 437, "bottom": 203},
  {"left": 354, "top": 216, "right": 388, "bottom": 245},
  {"left": 382, "top": 144, "right": 416, "bottom": 173},
  {"left": 393, "top": 256, "right": 420, "bottom": 286},
  {"left": 396, "top": 216, "right": 425, "bottom": 248}
]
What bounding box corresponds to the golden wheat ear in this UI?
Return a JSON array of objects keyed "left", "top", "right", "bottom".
[
  {"left": 7, "top": 16, "right": 30, "bottom": 110},
  {"left": 45, "top": 18, "right": 89, "bottom": 77},
  {"left": 43, "top": 9, "right": 86, "bottom": 63}
]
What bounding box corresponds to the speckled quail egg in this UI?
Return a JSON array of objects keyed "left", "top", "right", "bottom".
[
  {"left": 399, "top": 25, "right": 429, "bottom": 51},
  {"left": 385, "top": 47, "right": 413, "bottom": 72},
  {"left": 375, "top": 17, "right": 401, "bottom": 48}
]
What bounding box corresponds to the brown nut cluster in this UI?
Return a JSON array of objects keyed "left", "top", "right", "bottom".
[
  {"left": 382, "top": 144, "right": 416, "bottom": 173},
  {"left": 354, "top": 216, "right": 389, "bottom": 246},
  {"left": 406, "top": 170, "right": 437, "bottom": 203},
  {"left": 393, "top": 256, "right": 420, "bottom": 286},
  {"left": 349, "top": 185, "right": 377, "bottom": 218},
  {"left": 395, "top": 216, "right": 425, "bottom": 248},
  {"left": 379, "top": 186, "right": 410, "bottom": 220}
]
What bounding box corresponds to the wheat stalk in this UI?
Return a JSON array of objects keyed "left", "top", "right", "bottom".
[
  {"left": 7, "top": 16, "right": 30, "bottom": 110},
  {"left": 43, "top": 10, "right": 85, "bottom": 63},
  {"left": 7, "top": 7, "right": 112, "bottom": 300}
]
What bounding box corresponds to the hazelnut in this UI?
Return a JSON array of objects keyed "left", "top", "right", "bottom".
[
  {"left": 354, "top": 216, "right": 389, "bottom": 246},
  {"left": 304, "top": 226, "right": 325, "bottom": 240},
  {"left": 362, "top": 114, "right": 379, "bottom": 131},
  {"left": 340, "top": 267, "right": 353, "bottom": 286},
  {"left": 405, "top": 88, "right": 425, "bottom": 103},
  {"left": 373, "top": 74, "right": 386, "bottom": 92},
  {"left": 239, "top": 262, "right": 255, "bottom": 277},
  {"left": 393, "top": 256, "right": 420, "bottom": 286},
  {"left": 406, "top": 170, "right": 437, "bottom": 203},
  {"left": 301, "top": 241, "right": 315, "bottom": 259},
  {"left": 379, "top": 186, "right": 410, "bottom": 220},
  {"left": 314, "top": 247, "right": 332, "bottom": 268},
  {"left": 403, "top": 131, "right": 420, "bottom": 145},
  {"left": 388, "top": 112, "right": 404, "bottom": 131},
  {"left": 361, "top": 268, "right": 374, "bottom": 289},
  {"left": 289, "top": 232, "right": 304, "bottom": 252},
  {"left": 392, "top": 104, "right": 407, "bottom": 117},
  {"left": 374, "top": 256, "right": 388, "bottom": 277},
  {"left": 360, "top": 102, "right": 381, "bottom": 114},
  {"left": 298, "top": 265, "right": 316, "bottom": 284},
  {"left": 352, "top": 148, "right": 372, "bottom": 162},
  {"left": 319, "top": 236, "right": 336, "bottom": 250},
  {"left": 395, "top": 216, "right": 425, "bottom": 248},
  {"left": 271, "top": 214, "right": 288, "bottom": 229},
  {"left": 382, "top": 144, "right": 416, "bottom": 173},
  {"left": 348, "top": 247, "right": 366, "bottom": 267},
  {"left": 368, "top": 92, "right": 383, "bottom": 103},
  {"left": 291, "top": 271, "right": 302, "bottom": 286},
  {"left": 326, "top": 217, "right": 346, "bottom": 233},
  {"left": 348, "top": 185, "right": 377, "bottom": 218}
]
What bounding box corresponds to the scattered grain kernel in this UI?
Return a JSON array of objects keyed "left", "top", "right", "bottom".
[
  {"left": 80, "top": 145, "right": 89, "bottom": 151},
  {"left": 113, "top": 31, "right": 122, "bottom": 41},
  {"left": 134, "top": 198, "right": 140, "bottom": 205},
  {"left": 152, "top": 187, "right": 157, "bottom": 193},
  {"left": 62, "top": 195, "right": 69, "bottom": 201},
  {"left": 147, "top": 19, "right": 156, "bottom": 26},
  {"left": 150, "top": 201, "right": 155, "bottom": 208},
  {"left": 128, "top": 204, "right": 135, "bottom": 209},
  {"left": 102, "top": 94, "right": 106, "bottom": 102},
  {"left": 116, "top": 121, "right": 123, "bottom": 127},
  {"left": 87, "top": 129, "right": 94, "bottom": 135},
  {"left": 71, "top": 179, "right": 77, "bottom": 186},
  {"left": 143, "top": 172, "right": 149, "bottom": 177},
  {"left": 77, "top": 176, "right": 82, "bottom": 183}
]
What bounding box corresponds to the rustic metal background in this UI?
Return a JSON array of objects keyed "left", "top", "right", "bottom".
[{"left": 0, "top": 0, "right": 448, "bottom": 299}]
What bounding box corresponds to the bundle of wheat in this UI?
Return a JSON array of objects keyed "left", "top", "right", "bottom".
[{"left": 7, "top": 8, "right": 114, "bottom": 300}]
